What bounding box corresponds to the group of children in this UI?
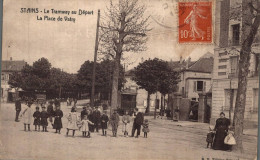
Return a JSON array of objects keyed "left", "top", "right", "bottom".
[
  {"left": 20, "top": 101, "right": 63, "bottom": 133},
  {"left": 19, "top": 102, "right": 150, "bottom": 138}
]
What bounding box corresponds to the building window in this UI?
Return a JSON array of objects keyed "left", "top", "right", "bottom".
[
  {"left": 218, "top": 72, "right": 226, "bottom": 76},
  {"left": 182, "top": 87, "right": 185, "bottom": 97},
  {"left": 232, "top": 24, "right": 240, "bottom": 46},
  {"left": 218, "top": 65, "right": 227, "bottom": 69},
  {"left": 194, "top": 81, "right": 206, "bottom": 92},
  {"left": 1, "top": 74, "right": 4, "bottom": 80},
  {"left": 219, "top": 51, "right": 228, "bottom": 57},
  {"left": 230, "top": 56, "right": 239, "bottom": 77},
  {"left": 219, "top": 59, "right": 228, "bottom": 63}
]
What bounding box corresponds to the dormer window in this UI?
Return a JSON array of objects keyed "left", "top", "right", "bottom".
[{"left": 232, "top": 24, "right": 240, "bottom": 46}]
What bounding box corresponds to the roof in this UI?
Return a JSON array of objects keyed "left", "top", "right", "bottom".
[
  {"left": 125, "top": 69, "right": 135, "bottom": 77},
  {"left": 184, "top": 57, "right": 214, "bottom": 73},
  {"left": 121, "top": 88, "right": 137, "bottom": 95},
  {"left": 125, "top": 59, "right": 196, "bottom": 76},
  {"left": 1, "top": 60, "right": 26, "bottom": 72},
  {"left": 168, "top": 60, "right": 195, "bottom": 71}
]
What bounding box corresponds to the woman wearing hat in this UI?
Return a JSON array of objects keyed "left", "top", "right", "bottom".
[{"left": 213, "top": 112, "right": 231, "bottom": 150}]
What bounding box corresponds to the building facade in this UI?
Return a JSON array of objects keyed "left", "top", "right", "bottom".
[
  {"left": 178, "top": 53, "right": 213, "bottom": 101},
  {"left": 212, "top": 0, "right": 259, "bottom": 124},
  {"left": 1, "top": 59, "right": 26, "bottom": 102}
]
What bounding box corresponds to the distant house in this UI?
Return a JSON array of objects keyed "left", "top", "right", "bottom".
[
  {"left": 177, "top": 53, "right": 214, "bottom": 101},
  {"left": 121, "top": 57, "right": 195, "bottom": 113},
  {"left": 1, "top": 58, "right": 26, "bottom": 102},
  {"left": 212, "top": 0, "right": 259, "bottom": 125}
]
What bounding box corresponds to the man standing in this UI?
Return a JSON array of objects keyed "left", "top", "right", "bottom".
[
  {"left": 92, "top": 107, "right": 101, "bottom": 132},
  {"left": 81, "top": 106, "right": 88, "bottom": 120},
  {"left": 131, "top": 108, "right": 144, "bottom": 138},
  {"left": 15, "top": 98, "right": 21, "bottom": 122}
]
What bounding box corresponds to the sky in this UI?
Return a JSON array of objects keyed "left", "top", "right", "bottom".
[{"left": 2, "top": 0, "right": 214, "bottom": 73}]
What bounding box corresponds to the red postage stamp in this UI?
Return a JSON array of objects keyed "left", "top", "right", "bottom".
[{"left": 178, "top": 1, "right": 212, "bottom": 43}]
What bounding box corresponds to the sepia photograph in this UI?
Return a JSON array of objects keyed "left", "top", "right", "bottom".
[{"left": 0, "top": 0, "right": 259, "bottom": 159}]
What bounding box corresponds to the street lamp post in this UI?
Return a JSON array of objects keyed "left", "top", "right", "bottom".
[{"left": 228, "top": 73, "right": 233, "bottom": 122}]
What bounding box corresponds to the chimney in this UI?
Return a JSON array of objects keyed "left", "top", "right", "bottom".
[
  {"left": 186, "top": 57, "right": 191, "bottom": 68},
  {"left": 179, "top": 56, "right": 183, "bottom": 64},
  {"left": 10, "top": 57, "right": 12, "bottom": 61}
]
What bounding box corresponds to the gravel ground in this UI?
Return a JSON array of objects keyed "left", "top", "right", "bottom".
[{"left": 0, "top": 102, "right": 257, "bottom": 160}]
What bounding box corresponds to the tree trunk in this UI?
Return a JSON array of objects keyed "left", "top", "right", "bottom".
[
  {"left": 161, "top": 94, "right": 164, "bottom": 110},
  {"left": 233, "top": 0, "right": 260, "bottom": 153},
  {"left": 110, "top": 54, "right": 120, "bottom": 110},
  {"left": 110, "top": 10, "right": 125, "bottom": 111},
  {"left": 146, "top": 92, "right": 151, "bottom": 113}
]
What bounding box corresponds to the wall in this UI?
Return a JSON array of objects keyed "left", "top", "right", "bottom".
[
  {"left": 186, "top": 78, "right": 212, "bottom": 100},
  {"left": 124, "top": 76, "right": 163, "bottom": 113},
  {"left": 178, "top": 71, "right": 212, "bottom": 100},
  {"left": 212, "top": 77, "right": 259, "bottom": 123},
  {"left": 1, "top": 72, "right": 12, "bottom": 102}
]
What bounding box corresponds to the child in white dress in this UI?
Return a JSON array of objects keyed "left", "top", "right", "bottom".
[
  {"left": 21, "top": 102, "right": 33, "bottom": 131},
  {"left": 80, "top": 115, "right": 94, "bottom": 138}
]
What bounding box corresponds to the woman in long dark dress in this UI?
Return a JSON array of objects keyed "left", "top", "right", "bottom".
[
  {"left": 213, "top": 112, "right": 230, "bottom": 150},
  {"left": 53, "top": 105, "right": 63, "bottom": 134}
]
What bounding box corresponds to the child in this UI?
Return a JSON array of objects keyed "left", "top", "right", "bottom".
[
  {"left": 80, "top": 115, "right": 94, "bottom": 138},
  {"left": 40, "top": 106, "right": 49, "bottom": 132},
  {"left": 66, "top": 107, "right": 79, "bottom": 137},
  {"left": 33, "top": 106, "right": 41, "bottom": 131},
  {"left": 53, "top": 105, "right": 63, "bottom": 134},
  {"left": 142, "top": 119, "right": 150, "bottom": 138},
  {"left": 206, "top": 127, "right": 215, "bottom": 148},
  {"left": 110, "top": 110, "right": 120, "bottom": 137},
  {"left": 100, "top": 111, "right": 109, "bottom": 136},
  {"left": 21, "top": 102, "right": 33, "bottom": 131},
  {"left": 122, "top": 111, "right": 130, "bottom": 137},
  {"left": 224, "top": 129, "right": 236, "bottom": 151}
]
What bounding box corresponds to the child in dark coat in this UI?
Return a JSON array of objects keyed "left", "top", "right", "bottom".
[
  {"left": 206, "top": 127, "right": 215, "bottom": 148},
  {"left": 142, "top": 119, "right": 150, "bottom": 138},
  {"left": 100, "top": 111, "right": 109, "bottom": 136},
  {"left": 33, "top": 106, "right": 41, "bottom": 131},
  {"left": 53, "top": 105, "right": 63, "bottom": 134},
  {"left": 40, "top": 106, "right": 49, "bottom": 132}
]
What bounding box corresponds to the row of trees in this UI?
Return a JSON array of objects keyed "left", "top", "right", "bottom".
[
  {"left": 8, "top": 58, "right": 125, "bottom": 100},
  {"left": 9, "top": 58, "right": 78, "bottom": 96}
]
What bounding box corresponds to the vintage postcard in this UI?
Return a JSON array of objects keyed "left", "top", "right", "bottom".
[{"left": 0, "top": 0, "right": 259, "bottom": 160}]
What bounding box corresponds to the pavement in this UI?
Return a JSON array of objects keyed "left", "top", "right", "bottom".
[{"left": 0, "top": 102, "right": 258, "bottom": 160}]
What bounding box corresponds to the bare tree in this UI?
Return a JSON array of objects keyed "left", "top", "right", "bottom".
[
  {"left": 233, "top": 0, "right": 260, "bottom": 153},
  {"left": 99, "top": 0, "right": 151, "bottom": 110}
]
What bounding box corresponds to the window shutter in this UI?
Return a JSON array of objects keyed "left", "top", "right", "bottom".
[
  {"left": 203, "top": 81, "right": 206, "bottom": 92},
  {"left": 194, "top": 81, "right": 197, "bottom": 92}
]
